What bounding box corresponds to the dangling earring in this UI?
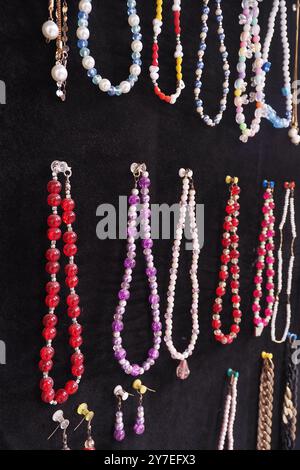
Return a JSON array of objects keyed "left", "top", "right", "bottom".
[
  {"left": 113, "top": 385, "right": 134, "bottom": 442},
  {"left": 42, "top": 1, "right": 69, "bottom": 101},
  {"left": 47, "top": 410, "right": 70, "bottom": 450},
  {"left": 132, "top": 380, "right": 156, "bottom": 436},
  {"left": 39, "top": 160, "right": 84, "bottom": 405},
  {"left": 74, "top": 403, "right": 95, "bottom": 450}
]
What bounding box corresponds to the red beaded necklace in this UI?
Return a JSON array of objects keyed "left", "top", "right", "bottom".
[
  {"left": 39, "top": 161, "right": 84, "bottom": 405},
  {"left": 212, "top": 176, "right": 242, "bottom": 345}
]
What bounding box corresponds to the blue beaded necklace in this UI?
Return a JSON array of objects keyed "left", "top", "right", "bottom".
[
  {"left": 194, "top": 0, "right": 230, "bottom": 127},
  {"left": 76, "top": 0, "right": 143, "bottom": 96}
]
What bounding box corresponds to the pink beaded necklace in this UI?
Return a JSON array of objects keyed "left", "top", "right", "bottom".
[
  {"left": 112, "top": 163, "right": 162, "bottom": 377},
  {"left": 39, "top": 161, "right": 84, "bottom": 405}
]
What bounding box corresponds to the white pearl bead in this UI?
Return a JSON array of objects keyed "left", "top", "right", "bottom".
[
  {"left": 130, "top": 64, "right": 141, "bottom": 77},
  {"left": 42, "top": 20, "right": 59, "bottom": 40},
  {"left": 131, "top": 40, "right": 143, "bottom": 53},
  {"left": 120, "top": 81, "right": 131, "bottom": 94},
  {"left": 99, "top": 78, "right": 111, "bottom": 92},
  {"left": 77, "top": 26, "right": 90, "bottom": 40},
  {"left": 82, "top": 56, "right": 95, "bottom": 70},
  {"left": 51, "top": 64, "right": 68, "bottom": 83},
  {"left": 128, "top": 14, "right": 140, "bottom": 27},
  {"left": 79, "top": 0, "right": 92, "bottom": 14},
  {"left": 289, "top": 127, "right": 298, "bottom": 138}
]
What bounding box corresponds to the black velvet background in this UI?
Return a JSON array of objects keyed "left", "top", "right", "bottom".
[{"left": 1, "top": 0, "right": 300, "bottom": 451}]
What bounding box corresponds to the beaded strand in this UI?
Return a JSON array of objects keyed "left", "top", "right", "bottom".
[
  {"left": 150, "top": 0, "right": 185, "bottom": 104},
  {"left": 194, "top": 0, "right": 230, "bottom": 126},
  {"left": 218, "top": 369, "right": 239, "bottom": 451},
  {"left": 257, "top": 352, "right": 275, "bottom": 451}
]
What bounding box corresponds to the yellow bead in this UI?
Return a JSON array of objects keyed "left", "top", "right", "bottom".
[
  {"left": 233, "top": 177, "right": 239, "bottom": 184},
  {"left": 177, "top": 57, "right": 183, "bottom": 65},
  {"left": 262, "top": 351, "right": 267, "bottom": 359},
  {"left": 234, "top": 89, "right": 242, "bottom": 97},
  {"left": 177, "top": 72, "right": 183, "bottom": 80},
  {"left": 176, "top": 65, "right": 182, "bottom": 73},
  {"left": 225, "top": 175, "right": 232, "bottom": 184},
  {"left": 85, "top": 411, "right": 94, "bottom": 421},
  {"left": 77, "top": 403, "right": 88, "bottom": 415},
  {"left": 140, "top": 385, "right": 147, "bottom": 395},
  {"left": 132, "top": 379, "right": 142, "bottom": 390}
]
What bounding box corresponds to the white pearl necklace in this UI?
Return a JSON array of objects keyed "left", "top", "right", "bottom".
[
  {"left": 261, "top": 0, "right": 293, "bottom": 130},
  {"left": 164, "top": 169, "right": 200, "bottom": 380},
  {"left": 194, "top": 0, "right": 230, "bottom": 126},
  {"left": 271, "top": 184, "right": 297, "bottom": 344},
  {"left": 218, "top": 370, "right": 239, "bottom": 451}
]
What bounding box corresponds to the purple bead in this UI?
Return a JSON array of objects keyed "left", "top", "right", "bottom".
[
  {"left": 131, "top": 364, "right": 141, "bottom": 377},
  {"left": 148, "top": 348, "right": 159, "bottom": 360},
  {"left": 149, "top": 294, "right": 160, "bottom": 305},
  {"left": 141, "top": 208, "right": 151, "bottom": 219},
  {"left": 133, "top": 423, "right": 145, "bottom": 435},
  {"left": 114, "top": 429, "right": 125, "bottom": 442},
  {"left": 112, "top": 320, "right": 124, "bottom": 332},
  {"left": 118, "top": 289, "right": 130, "bottom": 301},
  {"left": 136, "top": 418, "right": 144, "bottom": 425},
  {"left": 128, "top": 194, "right": 140, "bottom": 205},
  {"left": 146, "top": 267, "right": 157, "bottom": 277},
  {"left": 124, "top": 258, "right": 135, "bottom": 269},
  {"left": 152, "top": 321, "right": 162, "bottom": 332},
  {"left": 128, "top": 227, "right": 137, "bottom": 237},
  {"left": 139, "top": 177, "right": 151, "bottom": 188},
  {"left": 142, "top": 238, "right": 153, "bottom": 249},
  {"left": 114, "top": 348, "right": 127, "bottom": 360}
]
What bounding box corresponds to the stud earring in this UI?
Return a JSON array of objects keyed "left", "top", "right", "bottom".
[
  {"left": 47, "top": 410, "right": 70, "bottom": 450},
  {"left": 74, "top": 403, "right": 95, "bottom": 450},
  {"left": 132, "top": 379, "right": 156, "bottom": 436},
  {"left": 113, "top": 385, "right": 134, "bottom": 442}
]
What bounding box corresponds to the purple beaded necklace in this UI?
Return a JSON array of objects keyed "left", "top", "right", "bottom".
[{"left": 112, "top": 163, "right": 162, "bottom": 377}]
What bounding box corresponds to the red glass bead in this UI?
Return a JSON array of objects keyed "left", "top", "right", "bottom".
[
  {"left": 226, "top": 335, "right": 233, "bottom": 345},
  {"left": 40, "top": 377, "right": 54, "bottom": 391},
  {"left": 46, "top": 248, "right": 61, "bottom": 262},
  {"left": 40, "top": 346, "right": 55, "bottom": 361},
  {"left": 215, "top": 334, "right": 224, "bottom": 342},
  {"left": 47, "top": 214, "right": 62, "bottom": 228},
  {"left": 65, "top": 263, "right": 78, "bottom": 276},
  {"left": 216, "top": 286, "right": 225, "bottom": 297},
  {"left": 47, "top": 180, "right": 62, "bottom": 194},
  {"left": 231, "top": 324, "right": 240, "bottom": 334},
  {"left": 232, "top": 186, "right": 241, "bottom": 195},
  {"left": 226, "top": 205, "right": 235, "bottom": 215},
  {"left": 212, "top": 319, "right": 221, "bottom": 329},
  {"left": 232, "top": 295, "right": 241, "bottom": 304},
  {"left": 65, "top": 380, "right": 78, "bottom": 395},
  {"left": 221, "top": 254, "right": 230, "bottom": 264},
  {"left": 71, "top": 352, "right": 84, "bottom": 365},
  {"left": 222, "top": 238, "right": 231, "bottom": 248},
  {"left": 230, "top": 249, "right": 240, "bottom": 259},
  {"left": 72, "top": 364, "right": 84, "bottom": 377},
  {"left": 64, "top": 243, "right": 77, "bottom": 257},
  {"left": 231, "top": 234, "right": 239, "bottom": 243},
  {"left": 67, "top": 306, "right": 81, "bottom": 318},
  {"left": 233, "top": 309, "right": 242, "bottom": 318},
  {"left": 47, "top": 193, "right": 61, "bottom": 207},
  {"left": 69, "top": 336, "right": 83, "bottom": 348},
  {"left": 253, "top": 289, "right": 262, "bottom": 298},
  {"left": 230, "top": 265, "right": 240, "bottom": 274},
  {"left": 39, "top": 359, "right": 53, "bottom": 372},
  {"left": 45, "top": 294, "right": 60, "bottom": 308},
  {"left": 231, "top": 280, "right": 239, "bottom": 290},
  {"left": 43, "top": 313, "right": 58, "bottom": 327},
  {"left": 46, "top": 261, "right": 60, "bottom": 274},
  {"left": 42, "top": 327, "right": 57, "bottom": 341},
  {"left": 219, "top": 270, "right": 228, "bottom": 281},
  {"left": 290, "top": 181, "right": 296, "bottom": 190},
  {"left": 62, "top": 211, "right": 76, "bottom": 225},
  {"left": 61, "top": 198, "right": 75, "bottom": 211},
  {"left": 46, "top": 281, "right": 60, "bottom": 295},
  {"left": 63, "top": 231, "right": 77, "bottom": 244},
  {"left": 65, "top": 275, "right": 79, "bottom": 288},
  {"left": 223, "top": 221, "right": 232, "bottom": 231},
  {"left": 231, "top": 218, "right": 239, "bottom": 227},
  {"left": 213, "top": 302, "right": 222, "bottom": 313},
  {"left": 67, "top": 294, "right": 80, "bottom": 307},
  {"left": 69, "top": 323, "right": 82, "bottom": 337},
  {"left": 55, "top": 389, "right": 69, "bottom": 404},
  {"left": 47, "top": 227, "right": 62, "bottom": 241},
  {"left": 41, "top": 389, "right": 55, "bottom": 403}
]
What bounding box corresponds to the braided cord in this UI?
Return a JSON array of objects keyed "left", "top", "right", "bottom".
[
  {"left": 282, "top": 336, "right": 298, "bottom": 450},
  {"left": 257, "top": 355, "right": 275, "bottom": 450}
]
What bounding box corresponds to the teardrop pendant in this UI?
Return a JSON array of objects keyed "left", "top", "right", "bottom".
[{"left": 176, "top": 359, "right": 190, "bottom": 380}]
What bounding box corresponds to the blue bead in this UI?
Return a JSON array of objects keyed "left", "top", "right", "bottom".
[
  {"left": 197, "top": 61, "right": 204, "bottom": 69},
  {"left": 200, "top": 43, "right": 206, "bottom": 51},
  {"left": 132, "top": 59, "right": 142, "bottom": 65},
  {"left": 77, "top": 39, "right": 88, "bottom": 49},
  {"left": 108, "top": 86, "right": 116, "bottom": 96},
  {"left": 262, "top": 62, "right": 271, "bottom": 72},
  {"left": 222, "top": 52, "right": 228, "bottom": 59},
  {"left": 262, "top": 180, "right": 268, "bottom": 188},
  {"left": 79, "top": 47, "right": 90, "bottom": 57},
  {"left": 224, "top": 88, "right": 229, "bottom": 94},
  {"left": 132, "top": 52, "right": 141, "bottom": 60},
  {"left": 196, "top": 99, "right": 203, "bottom": 107},
  {"left": 202, "top": 26, "right": 208, "bottom": 33},
  {"left": 87, "top": 68, "right": 97, "bottom": 78},
  {"left": 78, "top": 11, "right": 88, "bottom": 20},
  {"left": 270, "top": 181, "right": 275, "bottom": 189},
  {"left": 127, "top": 0, "right": 136, "bottom": 6},
  {"left": 92, "top": 75, "right": 102, "bottom": 85},
  {"left": 203, "top": 6, "right": 210, "bottom": 14},
  {"left": 115, "top": 86, "right": 122, "bottom": 96},
  {"left": 129, "top": 74, "right": 138, "bottom": 82},
  {"left": 78, "top": 19, "right": 88, "bottom": 27},
  {"left": 127, "top": 8, "right": 136, "bottom": 15},
  {"left": 132, "top": 25, "right": 141, "bottom": 33},
  {"left": 219, "top": 34, "right": 225, "bottom": 41},
  {"left": 220, "top": 105, "right": 226, "bottom": 111},
  {"left": 217, "top": 15, "right": 223, "bottom": 22},
  {"left": 281, "top": 86, "right": 291, "bottom": 97},
  {"left": 195, "top": 80, "right": 202, "bottom": 88},
  {"left": 133, "top": 33, "right": 142, "bottom": 40}
]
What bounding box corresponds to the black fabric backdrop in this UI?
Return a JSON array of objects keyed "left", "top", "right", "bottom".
[{"left": 1, "top": 0, "right": 300, "bottom": 451}]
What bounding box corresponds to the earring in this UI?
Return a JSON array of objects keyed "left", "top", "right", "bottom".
[
  {"left": 113, "top": 385, "right": 133, "bottom": 442},
  {"left": 47, "top": 410, "right": 70, "bottom": 450},
  {"left": 42, "top": 1, "right": 69, "bottom": 101},
  {"left": 74, "top": 403, "right": 95, "bottom": 450},
  {"left": 132, "top": 380, "right": 156, "bottom": 436},
  {"left": 40, "top": 161, "right": 84, "bottom": 406}
]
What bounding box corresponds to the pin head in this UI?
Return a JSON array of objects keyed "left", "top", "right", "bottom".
[{"left": 77, "top": 403, "right": 94, "bottom": 421}]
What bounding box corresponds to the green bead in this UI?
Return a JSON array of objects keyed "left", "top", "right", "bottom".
[
  {"left": 240, "top": 123, "right": 247, "bottom": 131},
  {"left": 234, "top": 371, "right": 239, "bottom": 379},
  {"left": 227, "top": 368, "right": 233, "bottom": 377}
]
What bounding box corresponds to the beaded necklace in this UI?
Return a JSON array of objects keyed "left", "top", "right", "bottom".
[
  {"left": 289, "top": 0, "right": 300, "bottom": 145},
  {"left": 77, "top": 0, "right": 143, "bottom": 96},
  {"left": 194, "top": 0, "right": 230, "bottom": 126},
  {"left": 150, "top": 0, "right": 185, "bottom": 104},
  {"left": 218, "top": 369, "right": 239, "bottom": 451},
  {"left": 257, "top": 352, "right": 275, "bottom": 451},
  {"left": 112, "top": 164, "right": 161, "bottom": 377}
]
